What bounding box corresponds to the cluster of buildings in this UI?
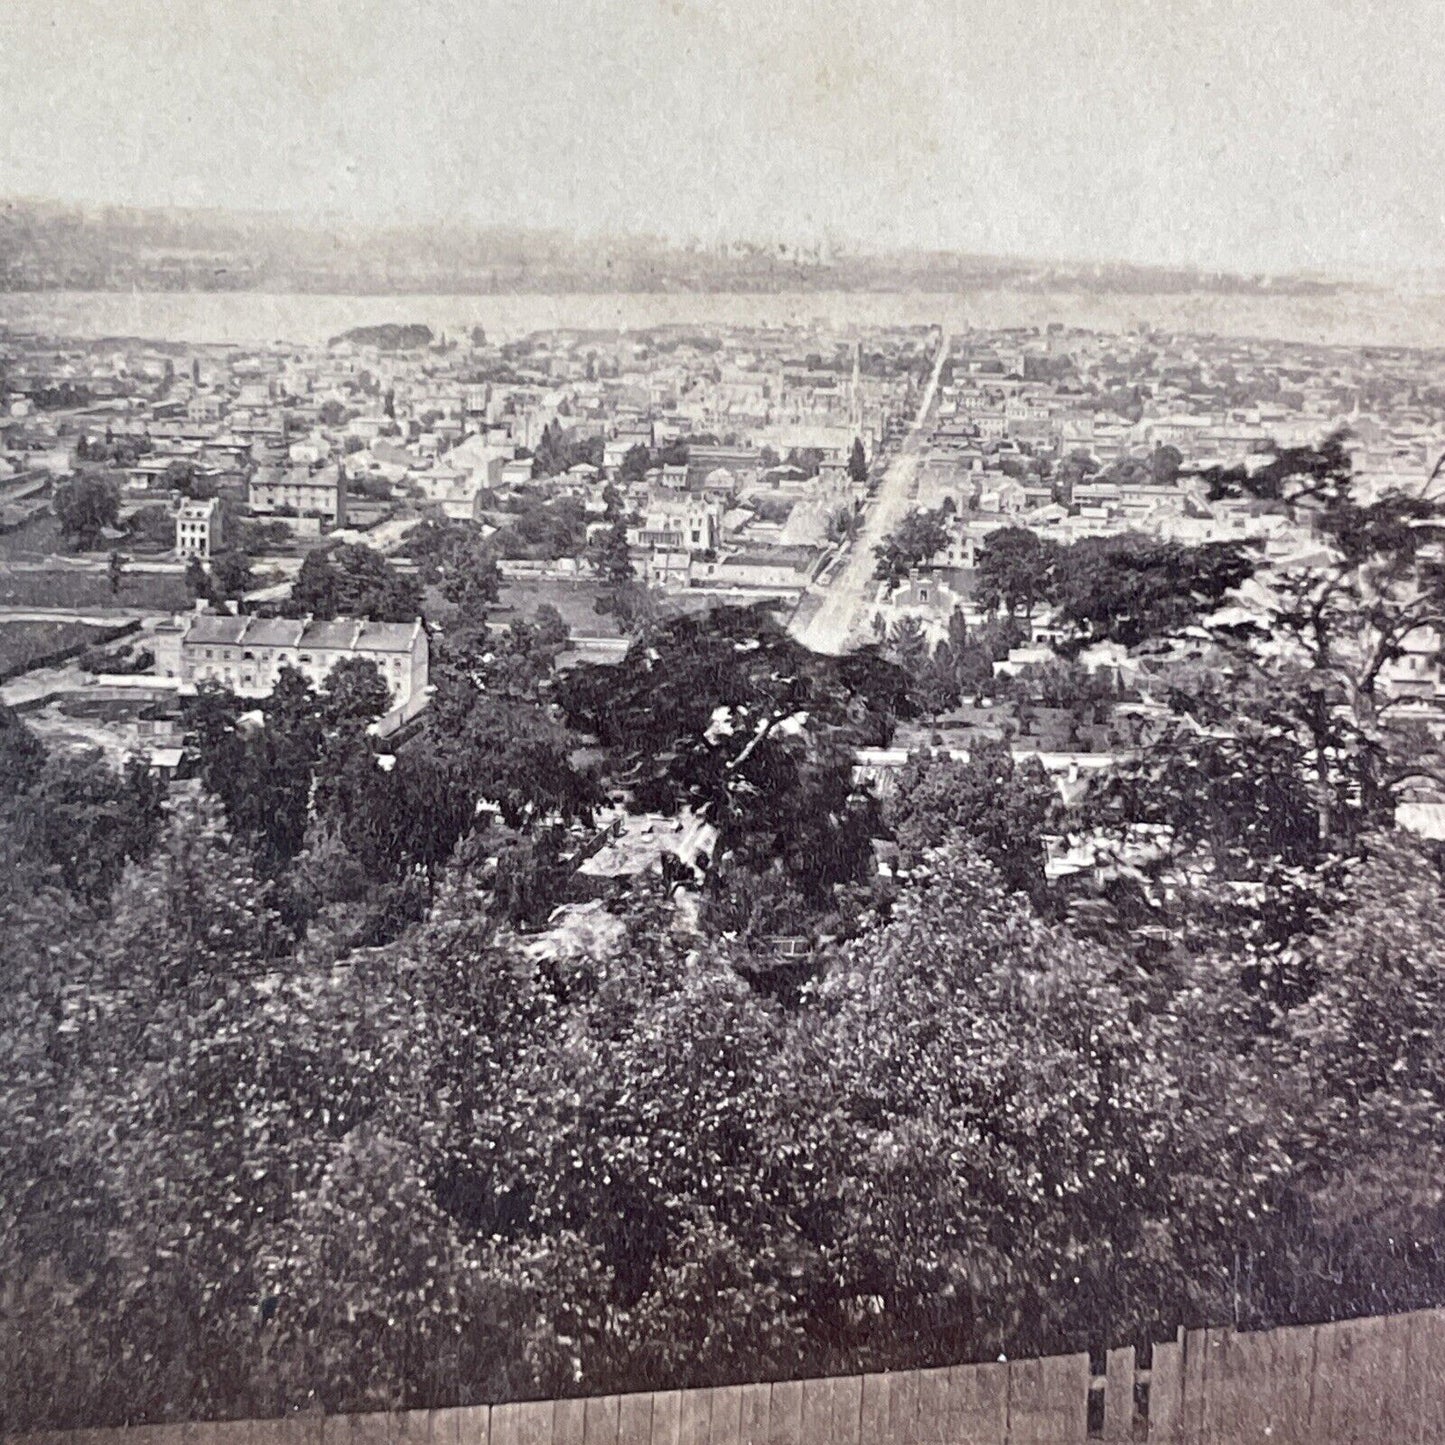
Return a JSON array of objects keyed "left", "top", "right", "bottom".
[
  {"left": 0, "top": 323, "right": 932, "bottom": 604},
  {"left": 9, "top": 317, "right": 1445, "bottom": 772},
  {"left": 868, "top": 324, "right": 1445, "bottom": 637}
]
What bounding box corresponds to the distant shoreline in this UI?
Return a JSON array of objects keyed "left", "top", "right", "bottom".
[{"left": 2, "top": 286, "right": 1442, "bottom": 351}]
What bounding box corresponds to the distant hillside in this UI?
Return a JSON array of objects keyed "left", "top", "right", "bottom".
[
  {"left": 0, "top": 198, "right": 1347, "bottom": 299},
  {"left": 328, "top": 323, "right": 435, "bottom": 351}
]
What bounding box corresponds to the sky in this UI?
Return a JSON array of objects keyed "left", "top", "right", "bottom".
[{"left": 2, "top": 0, "right": 1444, "bottom": 278}]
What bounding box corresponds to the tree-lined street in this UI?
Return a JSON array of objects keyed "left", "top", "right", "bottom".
[{"left": 792, "top": 328, "right": 951, "bottom": 654}]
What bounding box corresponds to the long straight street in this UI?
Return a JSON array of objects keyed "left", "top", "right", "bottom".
[{"left": 791, "top": 327, "right": 951, "bottom": 654}]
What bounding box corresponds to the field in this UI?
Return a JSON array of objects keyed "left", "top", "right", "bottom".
[
  {"left": 496, "top": 578, "right": 627, "bottom": 637},
  {"left": 0, "top": 619, "right": 118, "bottom": 678},
  {"left": 0, "top": 511, "right": 63, "bottom": 559},
  {"left": 0, "top": 566, "right": 191, "bottom": 611}
]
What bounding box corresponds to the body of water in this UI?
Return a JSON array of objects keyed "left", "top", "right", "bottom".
[{"left": 2, "top": 287, "right": 1444, "bottom": 350}]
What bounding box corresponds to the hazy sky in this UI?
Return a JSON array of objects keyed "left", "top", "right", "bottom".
[{"left": 3, "top": 0, "right": 1443, "bottom": 277}]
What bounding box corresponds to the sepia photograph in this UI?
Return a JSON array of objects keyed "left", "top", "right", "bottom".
[{"left": 4, "top": 1, "right": 1445, "bottom": 1440}]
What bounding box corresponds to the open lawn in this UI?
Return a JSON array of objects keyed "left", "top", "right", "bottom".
[
  {"left": 496, "top": 578, "right": 627, "bottom": 637},
  {"left": 0, "top": 619, "right": 118, "bottom": 678},
  {"left": 0, "top": 511, "right": 63, "bottom": 560},
  {"left": 0, "top": 566, "right": 190, "bottom": 611}
]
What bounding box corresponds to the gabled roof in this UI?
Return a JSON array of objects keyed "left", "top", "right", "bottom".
[
  {"left": 241, "top": 617, "right": 306, "bottom": 648},
  {"left": 356, "top": 620, "right": 421, "bottom": 653},
  {"left": 185, "top": 614, "right": 249, "bottom": 646},
  {"left": 299, "top": 619, "right": 362, "bottom": 650}
]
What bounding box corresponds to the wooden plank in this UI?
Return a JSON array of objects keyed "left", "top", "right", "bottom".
[
  {"left": 1102, "top": 1347, "right": 1134, "bottom": 1442},
  {"left": 1005, "top": 1352, "right": 1088, "bottom": 1444},
  {"left": 912, "top": 1368, "right": 950, "bottom": 1445},
  {"left": 1195, "top": 1327, "right": 1237, "bottom": 1445},
  {"left": 278, "top": 1420, "right": 326, "bottom": 1445},
  {"left": 1307, "top": 1320, "right": 1345, "bottom": 1443},
  {"left": 737, "top": 1383, "right": 771, "bottom": 1445},
  {"left": 392, "top": 1409, "right": 434, "bottom": 1445},
  {"left": 211, "top": 1422, "right": 257, "bottom": 1445},
  {"left": 432, "top": 1406, "right": 490, "bottom": 1445},
  {"left": 616, "top": 1394, "right": 654, "bottom": 1445},
  {"left": 883, "top": 1370, "right": 918, "bottom": 1445},
  {"left": 1376, "top": 1312, "right": 1418, "bottom": 1444},
  {"left": 858, "top": 1375, "right": 890, "bottom": 1445},
  {"left": 579, "top": 1396, "right": 617, "bottom": 1445},
  {"left": 766, "top": 1382, "right": 802, "bottom": 1445},
  {"left": 550, "top": 1397, "right": 585, "bottom": 1445},
  {"left": 706, "top": 1387, "right": 742, "bottom": 1445},
  {"left": 516, "top": 1402, "right": 556, "bottom": 1445},
  {"left": 322, "top": 1414, "right": 378, "bottom": 1445},
  {"left": 1262, "top": 1325, "right": 1317, "bottom": 1445},
  {"left": 678, "top": 1391, "right": 711, "bottom": 1445},
  {"left": 1331, "top": 1314, "right": 1399, "bottom": 1445},
  {"left": 1227, "top": 1328, "right": 1279, "bottom": 1443},
  {"left": 798, "top": 1379, "right": 832, "bottom": 1445},
  {"left": 944, "top": 1362, "right": 1006, "bottom": 1444},
  {"left": 1399, "top": 1310, "right": 1445, "bottom": 1442},
  {"left": 1179, "top": 1328, "right": 1211, "bottom": 1443},
  {"left": 828, "top": 1375, "right": 862, "bottom": 1445},
  {"left": 489, "top": 1404, "right": 523, "bottom": 1445},
  {"left": 1147, "top": 1339, "right": 1183, "bottom": 1443},
  {"left": 652, "top": 1392, "right": 683, "bottom": 1445}
]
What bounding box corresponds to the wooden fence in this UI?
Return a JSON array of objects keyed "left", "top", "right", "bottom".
[{"left": 12, "top": 1305, "right": 1445, "bottom": 1445}]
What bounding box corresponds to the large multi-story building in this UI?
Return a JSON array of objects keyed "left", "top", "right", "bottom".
[
  {"left": 248, "top": 465, "right": 347, "bottom": 526},
  {"left": 168, "top": 613, "right": 429, "bottom": 711},
  {"left": 627, "top": 497, "right": 721, "bottom": 552},
  {"left": 174, "top": 497, "right": 222, "bottom": 559}
]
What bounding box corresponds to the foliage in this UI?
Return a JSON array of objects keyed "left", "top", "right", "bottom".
[
  {"left": 848, "top": 437, "right": 868, "bottom": 483},
  {"left": 976, "top": 525, "right": 1060, "bottom": 618},
  {"left": 211, "top": 547, "right": 254, "bottom": 599},
  {"left": 873, "top": 506, "right": 951, "bottom": 587},
  {"left": 286, "top": 543, "right": 423, "bottom": 622},
  {"left": 53, "top": 473, "right": 120, "bottom": 550},
  {"left": 127, "top": 502, "right": 176, "bottom": 548},
  {"left": 1052, "top": 532, "right": 1255, "bottom": 649},
  {"left": 886, "top": 743, "right": 1062, "bottom": 901}
]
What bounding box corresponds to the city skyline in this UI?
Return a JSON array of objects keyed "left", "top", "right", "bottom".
[{"left": 3, "top": 0, "right": 1444, "bottom": 282}]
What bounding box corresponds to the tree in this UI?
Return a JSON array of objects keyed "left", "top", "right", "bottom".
[
  {"left": 184, "top": 556, "right": 213, "bottom": 603},
  {"left": 887, "top": 615, "right": 929, "bottom": 675},
  {"left": 210, "top": 548, "right": 253, "bottom": 599},
  {"left": 439, "top": 535, "right": 502, "bottom": 623},
  {"left": 321, "top": 656, "right": 392, "bottom": 730},
  {"left": 1051, "top": 532, "right": 1254, "bottom": 649},
  {"left": 128, "top": 503, "right": 175, "bottom": 548},
  {"left": 559, "top": 607, "right": 902, "bottom": 916},
  {"left": 975, "top": 526, "right": 1060, "bottom": 619},
  {"left": 531, "top": 419, "right": 567, "bottom": 478},
  {"left": 886, "top": 743, "right": 1061, "bottom": 901},
  {"left": 848, "top": 437, "right": 868, "bottom": 484},
  {"left": 53, "top": 474, "right": 119, "bottom": 551},
  {"left": 589, "top": 515, "right": 635, "bottom": 588},
  {"left": 873, "top": 507, "right": 951, "bottom": 588},
  {"left": 289, "top": 544, "right": 422, "bottom": 622},
  {"left": 1, "top": 725, "right": 165, "bottom": 906},
  {"left": 1151, "top": 443, "right": 1183, "bottom": 486},
  {"left": 619, "top": 444, "right": 652, "bottom": 482},
  {"left": 163, "top": 458, "right": 214, "bottom": 499}
]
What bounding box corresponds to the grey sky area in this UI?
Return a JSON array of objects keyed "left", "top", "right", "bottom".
[{"left": 2, "top": 0, "right": 1442, "bottom": 276}]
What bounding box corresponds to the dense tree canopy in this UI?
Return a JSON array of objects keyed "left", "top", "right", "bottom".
[
  {"left": 286, "top": 543, "right": 423, "bottom": 622},
  {"left": 874, "top": 506, "right": 952, "bottom": 587},
  {"left": 10, "top": 443, "right": 1445, "bottom": 1430},
  {"left": 52, "top": 473, "right": 120, "bottom": 550}
]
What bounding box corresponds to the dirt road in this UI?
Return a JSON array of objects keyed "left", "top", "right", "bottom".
[{"left": 791, "top": 329, "right": 950, "bottom": 654}]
